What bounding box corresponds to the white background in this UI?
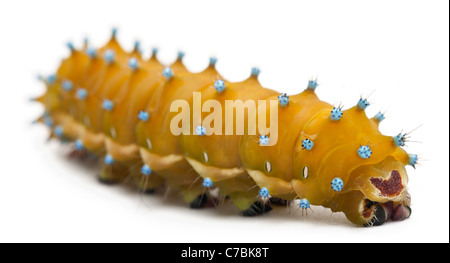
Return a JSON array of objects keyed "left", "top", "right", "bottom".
[{"left": 0, "top": 0, "right": 448, "bottom": 243}]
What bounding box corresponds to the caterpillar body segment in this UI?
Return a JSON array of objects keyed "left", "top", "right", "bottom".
[{"left": 35, "top": 31, "right": 416, "bottom": 226}]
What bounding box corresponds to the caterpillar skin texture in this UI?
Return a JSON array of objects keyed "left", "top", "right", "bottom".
[{"left": 35, "top": 31, "right": 417, "bottom": 226}]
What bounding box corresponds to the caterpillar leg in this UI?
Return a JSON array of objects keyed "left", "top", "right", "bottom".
[
  {"left": 101, "top": 141, "right": 166, "bottom": 192},
  {"left": 136, "top": 176, "right": 165, "bottom": 193},
  {"left": 97, "top": 152, "right": 133, "bottom": 184},
  {"left": 241, "top": 201, "right": 272, "bottom": 217},
  {"left": 129, "top": 163, "right": 165, "bottom": 193},
  {"left": 98, "top": 161, "right": 128, "bottom": 184},
  {"left": 189, "top": 194, "right": 221, "bottom": 209},
  {"left": 139, "top": 150, "right": 206, "bottom": 204},
  {"left": 178, "top": 184, "right": 205, "bottom": 204},
  {"left": 209, "top": 174, "right": 273, "bottom": 216},
  {"left": 269, "top": 197, "right": 289, "bottom": 206},
  {"left": 146, "top": 163, "right": 205, "bottom": 204},
  {"left": 189, "top": 194, "right": 208, "bottom": 209}
]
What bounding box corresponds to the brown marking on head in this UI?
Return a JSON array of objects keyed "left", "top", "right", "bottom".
[{"left": 370, "top": 170, "right": 404, "bottom": 197}]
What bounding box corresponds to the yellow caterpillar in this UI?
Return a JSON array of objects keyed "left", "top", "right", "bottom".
[{"left": 34, "top": 29, "right": 417, "bottom": 226}]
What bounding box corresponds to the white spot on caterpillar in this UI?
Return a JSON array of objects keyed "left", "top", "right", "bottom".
[
  {"left": 203, "top": 152, "right": 209, "bottom": 163},
  {"left": 146, "top": 138, "right": 152, "bottom": 149},
  {"left": 110, "top": 127, "right": 116, "bottom": 139},
  {"left": 303, "top": 166, "right": 309, "bottom": 179},
  {"left": 265, "top": 161, "right": 272, "bottom": 172}
]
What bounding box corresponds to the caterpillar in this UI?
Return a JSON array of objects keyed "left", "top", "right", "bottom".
[{"left": 33, "top": 29, "right": 418, "bottom": 227}]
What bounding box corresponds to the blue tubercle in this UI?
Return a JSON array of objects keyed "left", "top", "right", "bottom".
[
  {"left": 74, "top": 139, "right": 84, "bottom": 151},
  {"left": 111, "top": 27, "right": 118, "bottom": 38},
  {"left": 76, "top": 88, "right": 87, "bottom": 100},
  {"left": 203, "top": 177, "right": 213, "bottom": 188},
  {"left": 408, "top": 154, "right": 418, "bottom": 168},
  {"left": 138, "top": 111, "right": 149, "bottom": 122},
  {"left": 357, "top": 98, "right": 370, "bottom": 110},
  {"left": 104, "top": 154, "right": 114, "bottom": 165},
  {"left": 66, "top": 42, "right": 75, "bottom": 51},
  {"left": 209, "top": 57, "right": 217, "bottom": 66},
  {"left": 331, "top": 177, "right": 344, "bottom": 192},
  {"left": 259, "top": 187, "right": 270, "bottom": 198},
  {"left": 259, "top": 135, "right": 269, "bottom": 145},
  {"left": 251, "top": 67, "right": 260, "bottom": 77},
  {"left": 278, "top": 93, "right": 289, "bottom": 107},
  {"left": 299, "top": 198, "right": 310, "bottom": 209},
  {"left": 54, "top": 126, "right": 63, "bottom": 137},
  {"left": 86, "top": 47, "right": 97, "bottom": 58},
  {"left": 151, "top": 47, "right": 158, "bottom": 56},
  {"left": 374, "top": 112, "right": 385, "bottom": 122},
  {"left": 162, "top": 67, "right": 173, "bottom": 80},
  {"left": 214, "top": 80, "right": 225, "bottom": 93},
  {"left": 330, "top": 107, "right": 343, "bottom": 121},
  {"left": 302, "top": 139, "right": 314, "bottom": 150},
  {"left": 43, "top": 116, "right": 53, "bottom": 127},
  {"left": 103, "top": 50, "right": 115, "bottom": 64},
  {"left": 102, "top": 99, "right": 114, "bottom": 111},
  {"left": 307, "top": 79, "right": 318, "bottom": 90},
  {"left": 141, "top": 164, "right": 152, "bottom": 176},
  {"left": 62, "top": 80, "right": 73, "bottom": 91},
  {"left": 128, "top": 58, "right": 139, "bottom": 70},
  {"left": 393, "top": 133, "right": 406, "bottom": 147},
  {"left": 177, "top": 51, "right": 185, "bottom": 60},
  {"left": 134, "top": 40, "right": 141, "bottom": 53},
  {"left": 196, "top": 126, "right": 206, "bottom": 136},
  {"left": 358, "top": 145, "right": 372, "bottom": 159},
  {"left": 47, "top": 74, "right": 57, "bottom": 85}
]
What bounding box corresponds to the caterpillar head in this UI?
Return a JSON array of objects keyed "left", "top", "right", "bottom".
[
  {"left": 344, "top": 156, "right": 412, "bottom": 226},
  {"left": 290, "top": 95, "right": 415, "bottom": 226}
]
